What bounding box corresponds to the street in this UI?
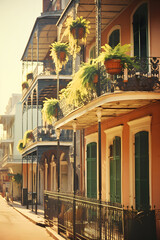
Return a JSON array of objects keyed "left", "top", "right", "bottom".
[{"left": 0, "top": 196, "right": 52, "bottom": 240}]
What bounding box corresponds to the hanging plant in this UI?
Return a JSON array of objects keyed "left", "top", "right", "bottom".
[
  {"left": 26, "top": 73, "right": 33, "bottom": 80},
  {"left": 50, "top": 42, "right": 70, "bottom": 74},
  {"left": 64, "top": 17, "right": 90, "bottom": 57},
  {"left": 22, "top": 81, "right": 29, "bottom": 90},
  {"left": 17, "top": 140, "right": 25, "bottom": 153},
  {"left": 81, "top": 61, "right": 99, "bottom": 88},
  {"left": 23, "top": 130, "right": 34, "bottom": 146},
  {"left": 14, "top": 173, "right": 22, "bottom": 185},
  {"left": 69, "top": 16, "right": 90, "bottom": 43},
  {"left": 97, "top": 43, "right": 137, "bottom": 75},
  {"left": 42, "top": 98, "right": 59, "bottom": 124}
]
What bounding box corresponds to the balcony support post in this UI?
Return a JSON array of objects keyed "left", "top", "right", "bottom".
[
  {"left": 73, "top": 121, "right": 77, "bottom": 240},
  {"left": 35, "top": 153, "right": 38, "bottom": 214},
  {"left": 56, "top": 129, "right": 60, "bottom": 234},
  {"left": 95, "top": 0, "right": 101, "bottom": 97},
  {"left": 27, "top": 156, "right": 29, "bottom": 209},
  {"left": 96, "top": 108, "right": 102, "bottom": 239},
  {"left": 32, "top": 155, "right": 33, "bottom": 212}
]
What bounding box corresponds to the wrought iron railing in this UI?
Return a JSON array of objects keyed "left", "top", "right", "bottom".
[
  {"left": 44, "top": 191, "right": 157, "bottom": 240},
  {"left": 32, "top": 126, "right": 73, "bottom": 143},
  {"left": 107, "top": 57, "right": 160, "bottom": 92},
  {"left": 2, "top": 154, "right": 22, "bottom": 167},
  {"left": 22, "top": 59, "right": 72, "bottom": 86}
]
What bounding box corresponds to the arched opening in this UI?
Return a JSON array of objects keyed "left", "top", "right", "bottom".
[{"left": 133, "top": 3, "right": 148, "bottom": 58}]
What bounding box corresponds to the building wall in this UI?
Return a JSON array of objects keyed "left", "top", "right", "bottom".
[
  {"left": 85, "top": 101, "right": 160, "bottom": 209},
  {"left": 86, "top": 0, "right": 160, "bottom": 58}
]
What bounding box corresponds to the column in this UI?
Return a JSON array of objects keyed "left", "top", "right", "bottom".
[
  {"left": 45, "top": 159, "right": 48, "bottom": 191},
  {"left": 96, "top": 108, "right": 102, "bottom": 239}
]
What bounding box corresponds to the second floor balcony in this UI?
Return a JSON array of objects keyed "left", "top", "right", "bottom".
[
  {"left": 1, "top": 154, "right": 22, "bottom": 167},
  {"left": 21, "top": 126, "right": 73, "bottom": 153}
]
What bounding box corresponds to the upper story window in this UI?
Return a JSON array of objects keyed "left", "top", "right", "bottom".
[
  {"left": 133, "top": 3, "right": 148, "bottom": 58},
  {"left": 109, "top": 29, "right": 120, "bottom": 48},
  {"left": 89, "top": 46, "right": 96, "bottom": 59}
]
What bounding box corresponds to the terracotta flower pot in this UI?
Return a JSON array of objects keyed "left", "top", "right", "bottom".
[
  {"left": 104, "top": 59, "right": 123, "bottom": 75},
  {"left": 27, "top": 132, "right": 34, "bottom": 140},
  {"left": 78, "top": 27, "right": 85, "bottom": 39},
  {"left": 59, "top": 51, "right": 66, "bottom": 62},
  {"left": 71, "top": 27, "right": 85, "bottom": 40},
  {"left": 93, "top": 74, "right": 98, "bottom": 83},
  {"left": 22, "top": 83, "right": 27, "bottom": 90}
]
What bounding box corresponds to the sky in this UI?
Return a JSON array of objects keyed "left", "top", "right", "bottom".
[{"left": 0, "top": 0, "right": 42, "bottom": 114}]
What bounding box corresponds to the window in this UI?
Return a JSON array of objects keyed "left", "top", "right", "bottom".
[
  {"left": 110, "top": 136, "right": 121, "bottom": 203},
  {"left": 105, "top": 125, "right": 123, "bottom": 203},
  {"left": 87, "top": 142, "right": 97, "bottom": 198},
  {"left": 109, "top": 29, "right": 120, "bottom": 48},
  {"left": 128, "top": 116, "right": 151, "bottom": 210},
  {"left": 90, "top": 46, "right": 96, "bottom": 59},
  {"left": 135, "top": 131, "right": 149, "bottom": 210},
  {"left": 133, "top": 3, "right": 148, "bottom": 58}
]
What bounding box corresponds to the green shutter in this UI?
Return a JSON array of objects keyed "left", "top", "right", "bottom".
[
  {"left": 110, "top": 136, "right": 121, "bottom": 203},
  {"left": 133, "top": 3, "right": 148, "bottom": 58},
  {"left": 87, "top": 142, "right": 97, "bottom": 198},
  {"left": 135, "top": 131, "right": 149, "bottom": 211}
]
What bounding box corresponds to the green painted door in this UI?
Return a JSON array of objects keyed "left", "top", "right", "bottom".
[
  {"left": 110, "top": 136, "right": 121, "bottom": 203},
  {"left": 135, "top": 131, "right": 149, "bottom": 211},
  {"left": 133, "top": 3, "right": 148, "bottom": 58},
  {"left": 87, "top": 142, "right": 97, "bottom": 198}
]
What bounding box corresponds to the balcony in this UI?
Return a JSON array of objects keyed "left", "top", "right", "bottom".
[
  {"left": 22, "top": 126, "right": 73, "bottom": 151},
  {"left": 2, "top": 154, "right": 22, "bottom": 167},
  {"left": 0, "top": 136, "right": 13, "bottom": 145}
]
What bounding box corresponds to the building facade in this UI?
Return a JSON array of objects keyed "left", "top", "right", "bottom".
[{"left": 0, "top": 94, "right": 22, "bottom": 200}]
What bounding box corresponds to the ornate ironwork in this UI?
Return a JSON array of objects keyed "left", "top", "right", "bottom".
[{"left": 44, "top": 191, "right": 157, "bottom": 240}]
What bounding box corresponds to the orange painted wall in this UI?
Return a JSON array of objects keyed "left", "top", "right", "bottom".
[
  {"left": 86, "top": 0, "right": 160, "bottom": 59},
  {"left": 85, "top": 102, "right": 160, "bottom": 209},
  {"left": 150, "top": 0, "right": 160, "bottom": 56}
]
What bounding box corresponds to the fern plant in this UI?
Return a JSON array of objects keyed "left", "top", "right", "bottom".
[
  {"left": 42, "top": 98, "right": 59, "bottom": 124},
  {"left": 50, "top": 42, "right": 70, "bottom": 74}
]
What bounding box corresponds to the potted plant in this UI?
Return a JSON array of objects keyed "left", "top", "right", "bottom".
[
  {"left": 69, "top": 16, "right": 90, "bottom": 42},
  {"left": 23, "top": 130, "right": 34, "bottom": 146},
  {"left": 42, "top": 98, "right": 59, "bottom": 124},
  {"left": 81, "top": 61, "right": 99, "bottom": 88},
  {"left": 17, "top": 140, "right": 25, "bottom": 153},
  {"left": 27, "top": 73, "right": 33, "bottom": 80},
  {"left": 22, "top": 81, "right": 29, "bottom": 90},
  {"left": 98, "top": 43, "right": 135, "bottom": 75},
  {"left": 50, "top": 42, "right": 70, "bottom": 74}
]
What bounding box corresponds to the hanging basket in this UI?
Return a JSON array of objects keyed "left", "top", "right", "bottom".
[
  {"left": 93, "top": 74, "right": 98, "bottom": 84},
  {"left": 71, "top": 27, "right": 85, "bottom": 40},
  {"left": 26, "top": 131, "right": 34, "bottom": 140},
  {"left": 58, "top": 51, "right": 66, "bottom": 62},
  {"left": 104, "top": 59, "right": 123, "bottom": 75}
]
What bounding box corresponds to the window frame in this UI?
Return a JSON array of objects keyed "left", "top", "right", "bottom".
[
  {"left": 128, "top": 116, "right": 152, "bottom": 209},
  {"left": 104, "top": 125, "right": 123, "bottom": 203}
]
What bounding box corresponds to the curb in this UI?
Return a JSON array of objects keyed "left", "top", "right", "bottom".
[
  {"left": 7, "top": 200, "right": 64, "bottom": 239},
  {"left": 7, "top": 201, "right": 46, "bottom": 227}
]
